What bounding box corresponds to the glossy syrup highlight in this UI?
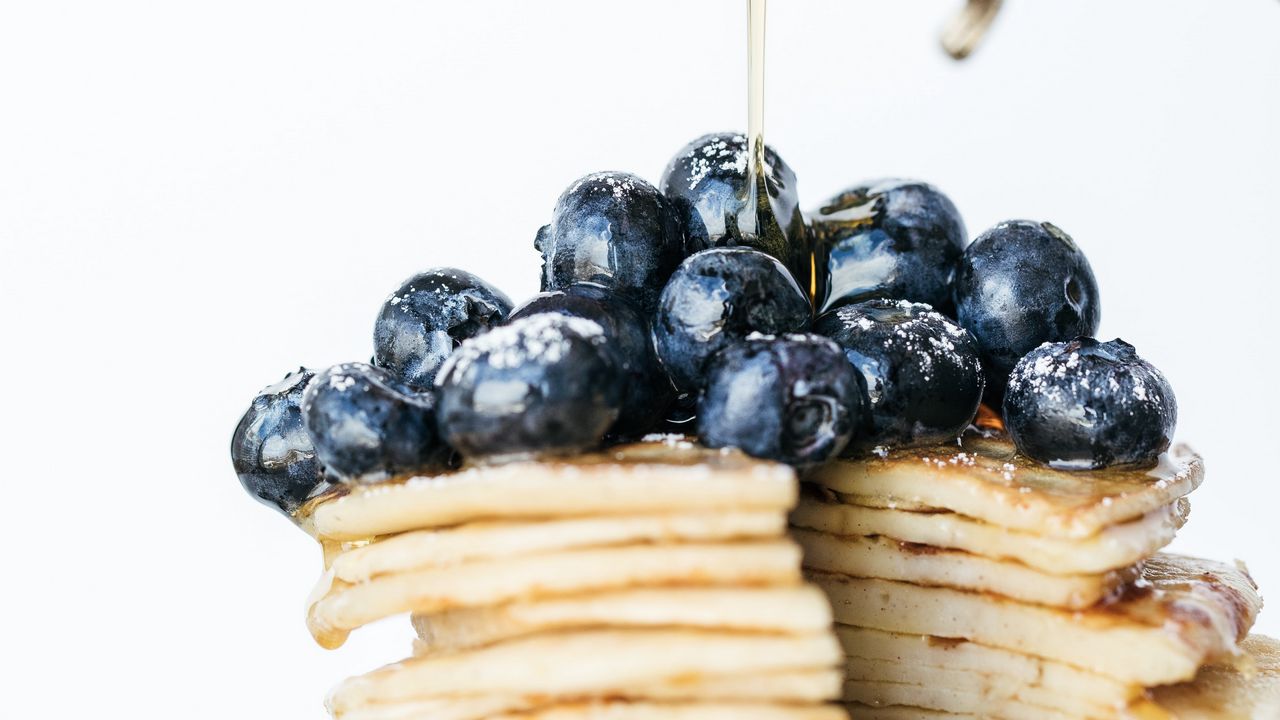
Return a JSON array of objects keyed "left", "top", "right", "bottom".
[{"left": 742, "top": 0, "right": 816, "bottom": 301}]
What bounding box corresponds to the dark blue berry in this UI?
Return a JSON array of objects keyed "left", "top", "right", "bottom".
[
  {"left": 659, "top": 132, "right": 809, "bottom": 291},
  {"left": 658, "top": 392, "right": 699, "bottom": 435},
  {"left": 653, "top": 248, "right": 812, "bottom": 393},
  {"left": 230, "top": 368, "right": 327, "bottom": 517},
  {"left": 811, "top": 179, "right": 966, "bottom": 314},
  {"left": 535, "top": 171, "right": 684, "bottom": 315},
  {"left": 814, "top": 299, "right": 985, "bottom": 451},
  {"left": 698, "top": 333, "right": 862, "bottom": 467},
  {"left": 1003, "top": 338, "right": 1177, "bottom": 470},
  {"left": 373, "top": 268, "right": 512, "bottom": 390},
  {"left": 510, "top": 284, "right": 674, "bottom": 438},
  {"left": 302, "top": 363, "right": 450, "bottom": 483},
  {"left": 435, "top": 313, "right": 623, "bottom": 459},
  {"left": 953, "top": 220, "right": 1101, "bottom": 397}
]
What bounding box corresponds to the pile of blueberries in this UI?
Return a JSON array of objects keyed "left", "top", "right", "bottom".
[{"left": 232, "top": 132, "right": 1178, "bottom": 519}]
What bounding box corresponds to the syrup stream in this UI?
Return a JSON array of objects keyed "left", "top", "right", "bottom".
[
  {"left": 738, "top": 0, "right": 769, "bottom": 245},
  {"left": 747, "top": 0, "right": 766, "bottom": 181}
]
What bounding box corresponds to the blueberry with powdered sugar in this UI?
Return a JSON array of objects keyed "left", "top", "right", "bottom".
[
  {"left": 659, "top": 132, "right": 808, "bottom": 289},
  {"left": 535, "top": 171, "right": 683, "bottom": 315},
  {"left": 653, "top": 247, "right": 812, "bottom": 393},
  {"left": 814, "top": 299, "right": 985, "bottom": 451},
  {"left": 374, "top": 268, "right": 512, "bottom": 390},
  {"left": 434, "top": 313, "right": 623, "bottom": 460},
  {"left": 1003, "top": 338, "right": 1177, "bottom": 470},
  {"left": 810, "top": 179, "right": 967, "bottom": 315},
  {"left": 510, "top": 284, "right": 674, "bottom": 438},
  {"left": 302, "top": 363, "right": 452, "bottom": 484},
  {"left": 953, "top": 220, "right": 1100, "bottom": 398},
  {"left": 230, "top": 367, "right": 328, "bottom": 517},
  {"left": 698, "top": 333, "right": 863, "bottom": 467}
]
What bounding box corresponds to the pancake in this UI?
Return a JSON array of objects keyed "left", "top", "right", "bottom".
[
  {"left": 336, "top": 699, "right": 847, "bottom": 720},
  {"left": 412, "top": 586, "right": 833, "bottom": 654},
  {"left": 844, "top": 658, "right": 1117, "bottom": 718},
  {"left": 311, "top": 440, "right": 795, "bottom": 541},
  {"left": 810, "top": 553, "right": 1261, "bottom": 686},
  {"left": 333, "top": 511, "right": 785, "bottom": 583},
  {"left": 1150, "top": 633, "right": 1280, "bottom": 719},
  {"left": 836, "top": 625, "right": 1135, "bottom": 709},
  {"left": 309, "top": 540, "right": 802, "bottom": 648},
  {"left": 478, "top": 703, "right": 849, "bottom": 720},
  {"left": 794, "top": 528, "right": 1137, "bottom": 609},
  {"left": 791, "top": 491, "right": 1188, "bottom": 575},
  {"left": 805, "top": 432, "right": 1202, "bottom": 539},
  {"left": 843, "top": 635, "right": 1280, "bottom": 719},
  {"left": 476, "top": 702, "right": 847, "bottom": 720},
  {"left": 335, "top": 695, "right": 533, "bottom": 720},
  {"left": 842, "top": 706, "right": 960, "bottom": 720},
  {"left": 337, "top": 673, "right": 843, "bottom": 720},
  {"left": 842, "top": 680, "right": 1074, "bottom": 720},
  {"left": 325, "top": 628, "right": 843, "bottom": 713}
]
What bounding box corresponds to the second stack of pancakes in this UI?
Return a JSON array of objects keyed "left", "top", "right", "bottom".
[
  {"left": 305, "top": 438, "right": 848, "bottom": 720},
  {"left": 791, "top": 424, "right": 1263, "bottom": 719}
]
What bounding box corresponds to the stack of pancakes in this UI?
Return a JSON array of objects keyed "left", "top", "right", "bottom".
[
  {"left": 302, "top": 439, "right": 848, "bottom": 720},
  {"left": 792, "top": 427, "right": 1271, "bottom": 719}
]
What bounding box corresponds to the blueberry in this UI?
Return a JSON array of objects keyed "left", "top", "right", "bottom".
[
  {"left": 302, "top": 363, "right": 450, "bottom": 483},
  {"left": 653, "top": 247, "right": 812, "bottom": 393},
  {"left": 373, "top": 268, "right": 512, "bottom": 390},
  {"left": 814, "top": 299, "right": 985, "bottom": 450},
  {"left": 510, "top": 284, "right": 674, "bottom": 438},
  {"left": 810, "top": 179, "right": 966, "bottom": 314},
  {"left": 435, "top": 313, "right": 623, "bottom": 460},
  {"left": 535, "top": 171, "right": 684, "bottom": 315},
  {"left": 659, "top": 132, "right": 809, "bottom": 292},
  {"left": 1003, "top": 338, "right": 1177, "bottom": 470},
  {"left": 230, "top": 368, "right": 327, "bottom": 517},
  {"left": 953, "top": 220, "right": 1100, "bottom": 397},
  {"left": 658, "top": 391, "right": 700, "bottom": 435},
  {"left": 698, "top": 333, "right": 862, "bottom": 466}
]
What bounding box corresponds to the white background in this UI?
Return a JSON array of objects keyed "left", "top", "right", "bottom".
[{"left": 2, "top": 1, "right": 1278, "bottom": 717}]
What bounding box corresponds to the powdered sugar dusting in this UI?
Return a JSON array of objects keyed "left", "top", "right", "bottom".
[
  {"left": 458, "top": 314, "right": 605, "bottom": 371},
  {"left": 569, "top": 171, "right": 643, "bottom": 200},
  {"left": 1007, "top": 339, "right": 1171, "bottom": 423},
  {"left": 639, "top": 433, "right": 696, "bottom": 450},
  {"left": 682, "top": 134, "right": 748, "bottom": 189},
  {"left": 1011, "top": 342, "right": 1083, "bottom": 406},
  {"left": 837, "top": 300, "right": 981, "bottom": 384}
]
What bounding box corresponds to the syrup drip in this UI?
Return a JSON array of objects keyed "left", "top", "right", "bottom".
[
  {"left": 743, "top": 0, "right": 818, "bottom": 300},
  {"left": 746, "top": 0, "right": 766, "bottom": 185},
  {"left": 737, "top": 0, "right": 771, "bottom": 250}
]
